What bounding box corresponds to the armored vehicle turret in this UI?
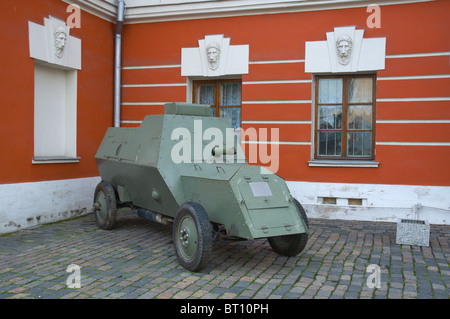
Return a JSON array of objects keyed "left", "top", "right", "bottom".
[{"left": 94, "top": 102, "right": 309, "bottom": 271}]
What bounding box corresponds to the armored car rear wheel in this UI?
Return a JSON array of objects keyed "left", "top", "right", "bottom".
[
  {"left": 268, "top": 199, "right": 309, "bottom": 256},
  {"left": 93, "top": 181, "right": 117, "bottom": 230},
  {"left": 173, "top": 202, "right": 212, "bottom": 272}
]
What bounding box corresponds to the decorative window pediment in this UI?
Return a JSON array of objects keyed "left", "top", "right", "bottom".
[
  {"left": 181, "top": 34, "right": 249, "bottom": 77},
  {"left": 29, "top": 16, "right": 81, "bottom": 70},
  {"left": 305, "top": 26, "right": 385, "bottom": 73}
]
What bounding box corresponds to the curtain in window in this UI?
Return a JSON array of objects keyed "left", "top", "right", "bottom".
[
  {"left": 220, "top": 83, "right": 241, "bottom": 130},
  {"left": 197, "top": 84, "right": 215, "bottom": 105}
]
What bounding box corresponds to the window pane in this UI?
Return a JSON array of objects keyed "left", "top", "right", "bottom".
[
  {"left": 319, "top": 105, "right": 342, "bottom": 129},
  {"left": 347, "top": 132, "right": 372, "bottom": 157},
  {"left": 318, "top": 131, "right": 342, "bottom": 156},
  {"left": 348, "top": 105, "right": 372, "bottom": 130},
  {"left": 197, "top": 84, "right": 215, "bottom": 105},
  {"left": 221, "top": 82, "right": 241, "bottom": 106},
  {"left": 220, "top": 107, "right": 241, "bottom": 130},
  {"left": 348, "top": 78, "right": 373, "bottom": 103},
  {"left": 318, "top": 78, "right": 343, "bottom": 103}
]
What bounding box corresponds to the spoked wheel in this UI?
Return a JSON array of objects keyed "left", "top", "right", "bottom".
[
  {"left": 268, "top": 199, "right": 309, "bottom": 256},
  {"left": 173, "top": 202, "right": 212, "bottom": 272},
  {"left": 93, "top": 181, "right": 117, "bottom": 230}
]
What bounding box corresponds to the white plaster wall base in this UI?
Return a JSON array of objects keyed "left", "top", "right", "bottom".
[
  {"left": 0, "top": 177, "right": 101, "bottom": 234},
  {"left": 287, "top": 181, "right": 450, "bottom": 225}
]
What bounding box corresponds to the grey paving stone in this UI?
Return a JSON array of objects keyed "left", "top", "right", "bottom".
[{"left": 0, "top": 211, "right": 448, "bottom": 300}]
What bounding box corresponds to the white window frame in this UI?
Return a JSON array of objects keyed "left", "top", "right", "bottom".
[{"left": 33, "top": 62, "right": 79, "bottom": 164}]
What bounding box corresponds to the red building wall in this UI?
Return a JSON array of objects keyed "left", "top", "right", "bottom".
[
  {"left": 0, "top": 0, "right": 115, "bottom": 184},
  {"left": 119, "top": 0, "right": 450, "bottom": 187}
]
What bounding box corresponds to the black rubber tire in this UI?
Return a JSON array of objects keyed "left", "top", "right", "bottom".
[
  {"left": 93, "top": 181, "right": 117, "bottom": 230},
  {"left": 268, "top": 199, "right": 309, "bottom": 256},
  {"left": 294, "top": 198, "right": 309, "bottom": 228},
  {"left": 173, "top": 202, "right": 212, "bottom": 272}
]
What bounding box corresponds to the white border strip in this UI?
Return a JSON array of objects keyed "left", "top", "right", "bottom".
[
  {"left": 249, "top": 59, "right": 304, "bottom": 65},
  {"left": 121, "top": 120, "right": 143, "bottom": 124},
  {"left": 243, "top": 100, "right": 312, "bottom": 104},
  {"left": 243, "top": 79, "right": 311, "bottom": 85},
  {"left": 386, "top": 51, "right": 450, "bottom": 59},
  {"left": 242, "top": 120, "right": 311, "bottom": 124},
  {"left": 378, "top": 74, "right": 450, "bottom": 81},
  {"left": 122, "top": 64, "right": 181, "bottom": 70},
  {"left": 122, "top": 83, "right": 186, "bottom": 88},
  {"left": 121, "top": 52, "right": 449, "bottom": 70},
  {"left": 376, "top": 141, "right": 450, "bottom": 146},
  {"left": 377, "top": 97, "right": 450, "bottom": 102},
  {"left": 122, "top": 102, "right": 166, "bottom": 106},
  {"left": 377, "top": 119, "right": 450, "bottom": 124},
  {"left": 123, "top": 0, "right": 436, "bottom": 25},
  {"left": 308, "top": 160, "right": 379, "bottom": 168},
  {"left": 243, "top": 140, "right": 311, "bottom": 145}
]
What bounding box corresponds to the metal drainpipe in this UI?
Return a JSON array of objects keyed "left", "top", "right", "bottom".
[{"left": 114, "top": 0, "right": 125, "bottom": 127}]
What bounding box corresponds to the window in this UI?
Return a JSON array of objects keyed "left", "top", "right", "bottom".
[
  {"left": 193, "top": 79, "right": 242, "bottom": 131},
  {"left": 314, "top": 74, "right": 376, "bottom": 160},
  {"left": 33, "top": 62, "right": 79, "bottom": 163}
]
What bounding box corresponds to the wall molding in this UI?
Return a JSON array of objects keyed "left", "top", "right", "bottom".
[
  {"left": 64, "top": 0, "right": 435, "bottom": 24},
  {"left": 243, "top": 100, "right": 312, "bottom": 104},
  {"left": 62, "top": 0, "right": 117, "bottom": 23},
  {"left": 123, "top": 0, "right": 435, "bottom": 24},
  {"left": 305, "top": 26, "right": 386, "bottom": 73},
  {"left": 181, "top": 34, "right": 249, "bottom": 77},
  {"left": 376, "top": 141, "right": 450, "bottom": 146}
]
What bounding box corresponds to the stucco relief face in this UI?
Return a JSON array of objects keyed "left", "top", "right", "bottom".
[
  {"left": 206, "top": 42, "right": 221, "bottom": 70},
  {"left": 54, "top": 27, "right": 67, "bottom": 58},
  {"left": 336, "top": 36, "right": 352, "bottom": 65}
]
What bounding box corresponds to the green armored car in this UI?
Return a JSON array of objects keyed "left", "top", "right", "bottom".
[{"left": 94, "top": 102, "right": 309, "bottom": 271}]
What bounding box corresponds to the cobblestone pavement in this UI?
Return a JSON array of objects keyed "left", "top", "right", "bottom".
[{"left": 0, "top": 210, "right": 449, "bottom": 300}]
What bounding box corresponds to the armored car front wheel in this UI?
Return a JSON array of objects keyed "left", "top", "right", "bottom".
[
  {"left": 93, "top": 181, "right": 117, "bottom": 230},
  {"left": 268, "top": 199, "right": 309, "bottom": 256},
  {"left": 173, "top": 202, "right": 212, "bottom": 272}
]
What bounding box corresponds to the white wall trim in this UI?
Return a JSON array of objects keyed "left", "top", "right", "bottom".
[
  {"left": 386, "top": 51, "right": 450, "bottom": 59},
  {"left": 378, "top": 74, "right": 450, "bottom": 81},
  {"left": 65, "top": 0, "right": 436, "bottom": 24},
  {"left": 121, "top": 102, "right": 166, "bottom": 106},
  {"left": 121, "top": 120, "right": 142, "bottom": 124},
  {"left": 122, "top": 64, "right": 181, "bottom": 70},
  {"left": 122, "top": 83, "right": 186, "bottom": 88},
  {"left": 287, "top": 181, "right": 450, "bottom": 225},
  {"left": 243, "top": 79, "right": 312, "bottom": 85},
  {"left": 62, "top": 0, "right": 117, "bottom": 23},
  {"left": 308, "top": 160, "right": 379, "bottom": 168},
  {"left": 0, "top": 177, "right": 101, "bottom": 234},
  {"left": 376, "top": 119, "right": 450, "bottom": 124},
  {"left": 249, "top": 59, "right": 305, "bottom": 65},
  {"left": 243, "top": 141, "right": 311, "bottom": 145},
  {"left": 377, "top": 97, "right": 450, "bottom": 102},
  {"left": 29, "top": 16, "right": 81, "bottom": 70},
  {"left": 181, "top": 34, "right": 249, "bottom": 77},
  {"left": 242, "top": 120, "right": 312, "bottom": 124},
  {"left": 122, "top": 0, "right": 435, "bottom": 24},
  {"left": 305, "top": 26, "right": 386, "bottom": 73},
  {"left": 243, "top": 100, "right": 312, "bottom": 104},
  {"left": 376, "top": 141, "right": 450, "bottom": 146}
]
